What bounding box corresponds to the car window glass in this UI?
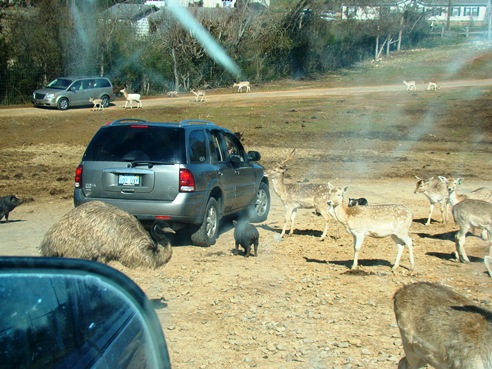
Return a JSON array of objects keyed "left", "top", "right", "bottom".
[
  {"left": 97, "top": 78, "right": 111, "bottom": 88},
  {"left": 210, "top": 130, "right": 225, "bottom": 162},
  {"left": 70, "top": 81, "right": 82, "bottom": 91},
  {"left": 189, "top": 130, "right": 207, "bottom": 163},
  {"left": 47, "top": 78, "right": 72, "bottom": 89},
  {"left": 224, "top": 133, "right": 244, "bottom": 162},
  {"left": 83, "top": 79, "right": 96, "bottom": 89},
  {"left": 83, "top": 126, "right": 182, "bottom": 163},
  {"left": 208, "top": 132, "right": 219, "bottom": 163}
]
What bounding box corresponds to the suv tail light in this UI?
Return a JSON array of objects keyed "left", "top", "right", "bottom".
[
  {"left": 74, "top": 165, "right": 83, "bottom": 188},
  {"left": 179, "top": 169, "right": 195, "bottom": 192}
]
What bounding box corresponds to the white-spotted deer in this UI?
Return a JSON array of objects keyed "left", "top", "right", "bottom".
[
  {"left": 403, "top": 80, "right": 416, "bottom": 91},
  {"left": 120, "top": 88, "right": 142, "bottom": 109},
  {"left": 89, "top": 97, "right": 104, "bottom": 111},
  {"left": 327, "top": 183, "right": 414, "bottom": 272},
  {"left": 190, "top": 89, "right": 206, "bottom": 102},
  {"left": 438, "top": 176, "right": 492, "bottom": 206},
  {"left": 394, "top": 282, "right": 492, "bottom": 369},
  {"left": 265, "top": 149, "right": 335, "bottom": 241},
  {"left": 452, "top": 199, "right": 491, "bottom": 263},
  {"left": 233, "top": 81, "right": 250, "bottom": 92},
  {"left": 439, "top": 175, "right": 491, "bottom": 252},
  {"left": 414, "top": 176, "right": 449, "bottom": 225},
  {"left": 426, "top": 81, "right": 440, "bottom": 91}
]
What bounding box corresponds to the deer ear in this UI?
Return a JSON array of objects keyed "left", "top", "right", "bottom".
[
  {"left": 328, "top": 182, "right": 334, "bottom": 190},
  {"left": 438, "top": 176, "right": 447, "bottom": 183},
  {"left": 457, "top": 178, "right": 463, "bottom": 185},
  {"left": 343, "top": 186, "right": 349, "bottom": 193}
]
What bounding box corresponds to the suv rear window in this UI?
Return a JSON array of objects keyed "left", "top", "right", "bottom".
[{"left": 83, "top": 125, "right": 185, "bottom": 163}]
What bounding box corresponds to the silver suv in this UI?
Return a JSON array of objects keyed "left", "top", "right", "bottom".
[
  {"left": 32, "top": 76, "right": 114, "bottom": 110},
  {"left": 73, "top": 119, "right": 270, "bottom": 246}
]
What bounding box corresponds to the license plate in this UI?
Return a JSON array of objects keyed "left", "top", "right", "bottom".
[{"left": 118, "top": 174, "right": 141, "bottom": 186}]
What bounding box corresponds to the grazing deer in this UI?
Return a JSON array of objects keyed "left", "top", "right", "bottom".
[
  {"left": 426, "top": 81, "right": 440, "bottom": 91},
  {"left": 326, "top": 183, "right": 414, "bottom": 272},
  {"left": 167, "top": 90, "right": 179, "bottom": 97},
  {"left": 120, "top": 88, "right": 142, "bottom": 109},
  {"left": 265, "top": 149, "right": 335, "bottom": 241},
  {"left": 233, "top": 81, "right": 251, "bottom": 93},
  {"left": 190, "top": 89, "right": 206, "bottom": 102},
  {"left": 403, "top": 80, "right": 416, "bottom": 91},
  {"left": 394, "top": 282, "right": 492, "bottom": 369},
  {"left": 89, "top": 97, "right": 104, "bottom": 111},
  {"left": 414, "top": 176, "right": 449, "bottom": 225}
]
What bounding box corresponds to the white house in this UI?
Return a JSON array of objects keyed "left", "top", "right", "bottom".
[
  {"left": 341, "top": 0, "right": 490, "bottom": 26},
  {"left": 99, "top": 3, "right": 159, "bottom": 36},
  {"left": 145, "top": 0, "right": 270, "bottom": 9}
]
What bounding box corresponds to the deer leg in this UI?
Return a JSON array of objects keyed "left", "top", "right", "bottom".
[
  {"left": 425, "top": 204, "right": 435, "bottom": 226},
  {"left": 351, "top": 235, "right": 364, "bottom": 269},
  {"left": 455, "top": 225, "right": 470, "bottom": 263},
  {"left": 288, "top": 209, "right": 298, "bottom": 236},
  {"left": 439, "top": 202, "right": 446, "bottom": 224},
  {"left": 280, "top": 207, "right": 294, "bottom": 237},
  {"left": 391, "top": 235, "right": 414, "bottom": 272}
]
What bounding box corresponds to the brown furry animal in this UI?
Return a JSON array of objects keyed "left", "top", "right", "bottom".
[
  {"left": 394, "top": 282, "right": 492, "bottom": 369},
  {"left": 39, "top": 201, "right": 172, "bottom": 269}
]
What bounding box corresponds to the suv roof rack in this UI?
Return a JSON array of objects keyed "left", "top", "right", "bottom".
[
  {"left": 109, "top": 118, "right": 148, "bottom": 125},
  {"left": 179, "top": 119, "right": 216, "bottom": 126}
]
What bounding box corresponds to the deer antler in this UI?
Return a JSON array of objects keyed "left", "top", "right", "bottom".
[{"left": 276, "top": 148, "right": 296, "bottom": 168}]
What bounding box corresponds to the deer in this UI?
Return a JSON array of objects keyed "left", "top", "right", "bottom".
[
  {"left": 120, "top": 88, "right": 142, "bottom": 109},
  {"left": 167, "top": 90, "right": 179, "bottom": 97},
  {"left": 439, "top": 176, "right": 491, "bottom": 238},
  {"left": 190, "top": 89, "right": 206, "bottom": 102},
  {"left": 89, "top": 97, "right": 103, "bottom": 111},
  {"left": 326, "top": 182, "right": 414, "bottom": 272},
  {"left": 233, "top": 81, "right": 250, "bottom": 93},
  {"left": 438, "top": 176, "right": 492, "bottom": 206},
  {"left": 426, "top": 81, "right": 440, "bottom": 91},
  {"left": 265, "top": 149, "right": 336, "bottom": 241},
  {"left": 403, "top": 80, "right": 416, "bottom": 91},
  {"left": 438, "top": 176, "right": 492, "bottom": 263},
  {"left": 394, "top": 282, "right": 492, "bottom": 369},
  {"left": 413, "top": 176, "right": 449, "bottom": 225}
]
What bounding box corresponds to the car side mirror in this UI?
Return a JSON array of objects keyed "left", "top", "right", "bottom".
[
  {"left": 0, "top": 257, "right": 171, "bottom": 369},
  {"left": 247, "top": 151, "right": 261, "bottom": 161}
]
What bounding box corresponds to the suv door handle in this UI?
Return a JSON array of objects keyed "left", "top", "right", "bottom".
[{"left": 121, "top": 189, "right": 135, "bottom": 194}]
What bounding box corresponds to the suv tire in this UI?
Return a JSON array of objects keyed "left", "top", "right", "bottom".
[
  {"left": 248, "top": 182, "right": 270, "bottom": 222},
  {"left": 57, "top": 98, "right": 69, "bottom": 111},
  {"left": 190, "top": 197, "right": 219, "bottom": 246}
]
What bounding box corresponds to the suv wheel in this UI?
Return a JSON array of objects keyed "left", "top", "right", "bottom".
[
  {"left": 101, "top": 95, "right": 110, "bottom": 108},
  {"left": 190, "top": 197, "right": 219, "bottom": 246},
  {"left": 57, "top": 98, "right": 69, "bottom": 111},
  {"left": 248, "top": 182, "right": 270, "bottom": 222}
]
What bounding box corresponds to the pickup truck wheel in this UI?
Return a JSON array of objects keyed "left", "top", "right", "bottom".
[
  {"left": 248, "top": 182, "right": 270, "bottom": 222},
  {"left": 191, "top": 197, "right": 219, "bottom": 246}
]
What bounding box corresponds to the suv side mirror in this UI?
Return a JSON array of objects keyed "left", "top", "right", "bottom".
[
  {"left": 247, "top": 151, "right": 261, "bottom": 161},
  {"left": 0, "top": 257, "right": 171, "bottom": 369}
]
